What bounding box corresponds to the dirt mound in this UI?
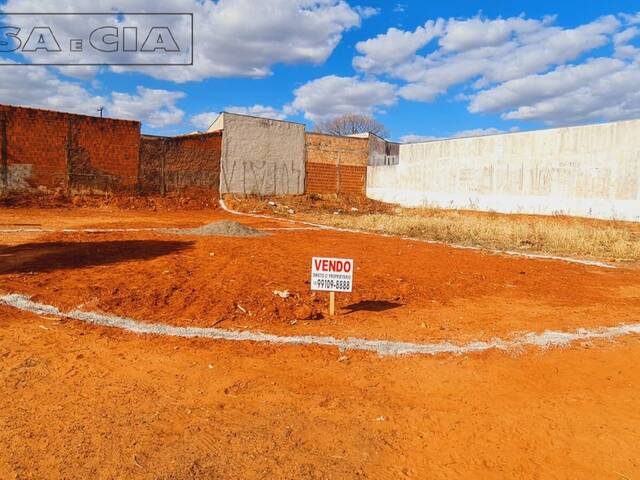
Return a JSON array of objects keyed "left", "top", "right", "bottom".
[
  {"left": 0, "top": 191, "right": 220, "bottom": 211},
  {"left": 165, "top": 221, "right": 266, "bottom": 237},
  {"left": 224, "top": 193, "right": 394, "bottom": 216}
]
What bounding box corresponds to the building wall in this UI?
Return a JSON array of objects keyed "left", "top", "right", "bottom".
[
  {"left": 139, "top": 132, "right": 221, "bottom": 195},
  {"left": 71, "top": 116, "right": 140, "bottom": 191},
  {"left": 305, "top": 132, "right": 369, "bottom": 195},
  {"left": 368, "top": 134, "right": 400, "bottom": 167},
  {"left": 0, "top": 104, "right": 140, "bottom": 193},
  {"left": 367, "top": 119, "right": 640, "bottom": 221},
  {"left": 214, "top": 113, "right": 305, "bottom": 195}
]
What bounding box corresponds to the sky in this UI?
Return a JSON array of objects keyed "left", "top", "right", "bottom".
[{"left": 1, "top": 0, "right": 639, "bottom": 142}]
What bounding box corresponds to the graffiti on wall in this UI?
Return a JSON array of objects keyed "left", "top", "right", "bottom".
[{"left": 221, "top": 158, "right": 304, "bottom": 195}]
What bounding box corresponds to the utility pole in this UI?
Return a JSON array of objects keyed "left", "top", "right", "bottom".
[{"left": 97, "top": 106, "right": 104, "bottom": 118}]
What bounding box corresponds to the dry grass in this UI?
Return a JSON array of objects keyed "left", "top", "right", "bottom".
[
  {"left": 304, "top": 210, "right": 640, "bottom": 262},
  {"left": 228, "top": 195, "right": 640, "bottom": 262}
]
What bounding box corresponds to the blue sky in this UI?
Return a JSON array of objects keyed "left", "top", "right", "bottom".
[{"left": 1, "top": 0, "right": 640, "bottom": 141}]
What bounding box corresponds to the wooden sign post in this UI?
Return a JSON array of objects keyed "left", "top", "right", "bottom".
[
  {"left": 329, "top": 291, "right": 336, "bottom": 316},
  {"left": 311, "top": 257, "right": 354, "bottom": 317}
]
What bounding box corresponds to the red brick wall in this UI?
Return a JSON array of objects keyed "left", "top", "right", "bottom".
[
  {"left": 71, "top": 116, "right": 140, "bottom": 191},
  {"left": 305, "top": 132, "right": 369, "bottom": 195},
  {"left": 139, "top": 132, "right": 221, "bottom": 195},
  {"left": 0, "top": 105, "right": 68, "bottom": 190},
  {"left": 0, "top": 104, "right": 140, "bottom": 193}
]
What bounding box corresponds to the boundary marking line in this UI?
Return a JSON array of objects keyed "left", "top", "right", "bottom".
[
  {"left": 0, "top": 226, "right": 321, "bottom": 233},
  {"left": 0, "top": 227, "right": 163, "bottom": 233},
  {"left": 2, "top": 293, "right": 638, "bottom": 357},
  {"left": 0, "top": 204, "right": 620, "bottom": 269}
]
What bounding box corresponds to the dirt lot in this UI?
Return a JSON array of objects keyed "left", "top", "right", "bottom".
[{"left": 1, "top": 204, "right": 640, "bottom": 479}]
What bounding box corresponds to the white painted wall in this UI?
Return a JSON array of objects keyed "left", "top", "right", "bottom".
[{"left": 367, "top": 119, "right": 640, "bottom": 221}]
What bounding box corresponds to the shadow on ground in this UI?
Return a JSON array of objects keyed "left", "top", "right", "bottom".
[
  {"left": 0, "top": 240, "right": 193, "bottom": 274},
  {"left": 343, "top": 300, "right": 403, "bottom": 314}
]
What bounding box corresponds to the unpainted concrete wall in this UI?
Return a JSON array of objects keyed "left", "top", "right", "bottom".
[
  {"left": 367, "top": 120, "right": 640, "bottom": 221},
  {"left": 368, "top": 134, "right": 399, "bottom": 167},
  {"left": 215, "top": 113, "right": 305, "bottom": 195},
  {"left": 139, "top": 132, "right": 221, "bottom": 195},
  {"left": 0, "top": 104, "right": 140, "bottom": 193},
  {"left": 305, "top": 132, "right": 368, "bottom": 195}
]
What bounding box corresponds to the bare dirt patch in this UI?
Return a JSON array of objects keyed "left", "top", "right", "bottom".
[
  {"left": 2, "top": 205, "right": 640, "bottom": 479},
  {"left": 1, "top": 307, "right": 639, "bottom": 479},
  {"left": 0, "top": 191, "right": 220, "bottom": 211},
  {"left": 224, "top": 193, "right": 393, "bottom": 216},
  {"left": 2, "top": 208, "right": 639, "bottom": 343}
]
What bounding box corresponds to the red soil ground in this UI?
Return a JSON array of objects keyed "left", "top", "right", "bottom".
[{"left": 1, "top": 205, "right": 639, "bottom": 478}]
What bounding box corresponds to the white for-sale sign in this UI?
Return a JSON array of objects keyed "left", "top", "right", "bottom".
[{"left": 311, "top": 257, "right": 354, "bottom": 293}]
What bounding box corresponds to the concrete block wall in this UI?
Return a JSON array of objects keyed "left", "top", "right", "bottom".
[
  {"left": 0, "top": 104, "right": 140, "bottom": 193},
  {"left": 139, "top": 132, "right": 221, "bottom": 195},
  {"left": 368, "top": 133, "right": 400, "bottom": 167},
  {"left": 212, "top": 113, "right": 305, "bottom": 195},
  {"left": 305, "top": 132, "right": 369, "bottom": 195},
  {"left": 367, "top": 119, "right": 640, "bottom": 221}
]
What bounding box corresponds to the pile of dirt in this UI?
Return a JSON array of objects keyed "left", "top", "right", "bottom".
[
  {"left": 224, "top": 193, "right": 394, "bottom": 216},
  {"left": 0, "top": 191, "right": 220, "bottom": 211},
  {"left": 165, "top": 221, "right": 266, "bottom": 237}
]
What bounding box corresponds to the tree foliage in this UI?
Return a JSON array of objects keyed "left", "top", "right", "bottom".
[{"left": 314, "top": 114, "right": 389, "bottom": 138}]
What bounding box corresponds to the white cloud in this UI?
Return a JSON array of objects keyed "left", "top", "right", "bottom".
[
  {"left": 400, "top": 127, "right": 510, "bottom": 143},
  {"left": 108, "top": 87, "right": 185, "bottom": 128},
  {"left": 173, "top": 0, "right": 363, "bottom": 81},
  {"left": 190, "top": 104, "right": 292, "bottom": 130},
  {"left": 450, "top": 127, "right": 508, "bottom": 138},
  {"left": 0, "top": 63, "right": 185, "bottom": 129},
  {"left": 354, "top": 6, "right": 380, "bottom": 19},
  {"left": 290, "top": 75, "right": 397, "bottom": 122},
  {"left": 469, "top": 58, "right": 627, "bottom": 114},
  {"left": 614, "top": 27, "right": 640, "bottom": 58},
  {"left": 352, "top": 12, "right": 640, "bottom": 125},
  {"left": 226, "top": 104, "right": 289, "bottom": 120},
  {"left": 353, "top": 19, "right": 444, "bottom": 73},
  {"left": 614, "top": 26, "right": 639, "bottom": 45},
  {"left": 391, "top": 15, "right": 620, "bottom": 102},
  {"left": 438, "top": 16, "right": 547, "bottom": 52},
  {"left": 0, "top": 9, "right": 193, "bottom": 69},
  {"left": 0, "top": 62, "right": 107, "bottom": 114},
  {"left": 399, "top": 134, "right": 438, "bottom": 143},
  {"left": 190, "top": 112, "right": 219, "bottom": 130},
  {"left": 465, "top": 51, "right": 640, "bottom": 125},
  {"left": 620, "top": 12, "right": 640, "bottom": 25},
  {"left": 3, "top": 0, "right": 367, "bottom": 82},
  {"left": 480, "top": 15, "right": 619, "bottom": 85},
  {"left": 498, "top": 61, "right": 640, "bottom": 124}
]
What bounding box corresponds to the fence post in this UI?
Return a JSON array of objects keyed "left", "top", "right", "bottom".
[
  {"left": 336, "top": 151, "right": 341, "bottom": 195},
  {"left": 160, "top": 141, "right": 166, "bottom": 196},
  {"left": 0, "top": 114, "right": 7, "bottom": 191},
  {"left": 66, "top": 118, "right": 73, "bottom": 192}
]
